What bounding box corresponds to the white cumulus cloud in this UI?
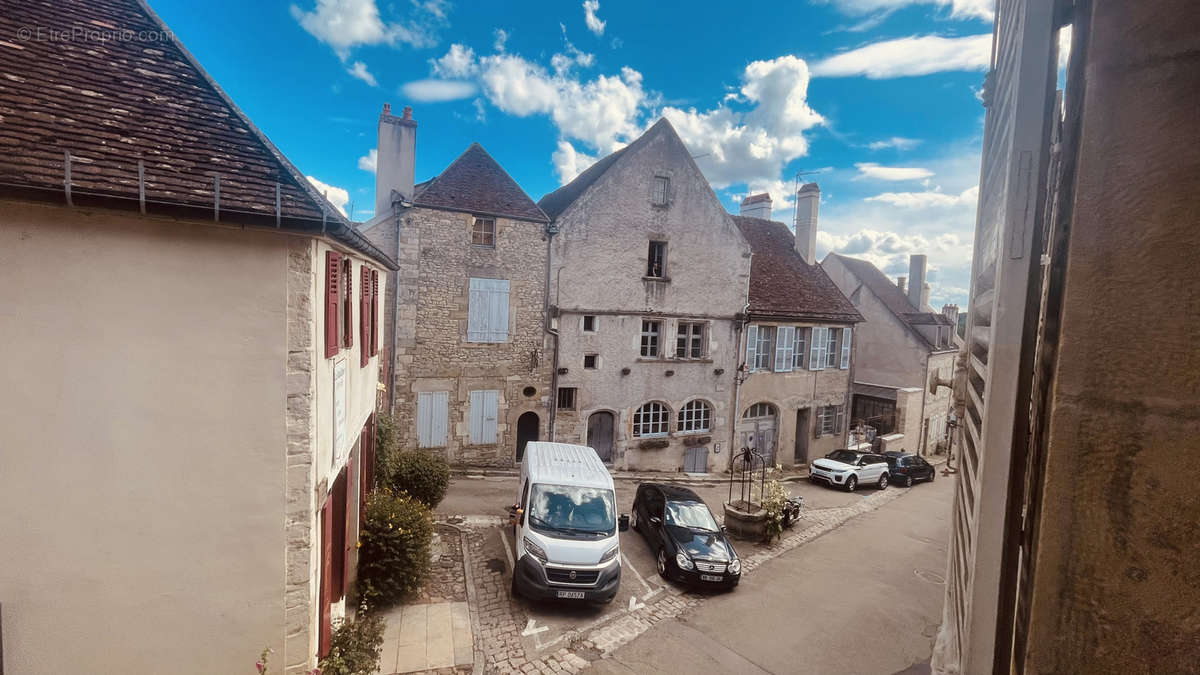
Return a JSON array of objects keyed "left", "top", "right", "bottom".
[
  {"left": 306, "top": 175, "right": 350, "bottom": 217},
  {"left": 583, "top": 0, "right": 606, "bottom": 36},
  {"left": 358, "top": 148, "right": 377, "bottom": 173},
  {"left": 552, "top": 140, "right": 601, "bottom": 184},
  {"left": 346, "top": 60, "right": 377, "bottom": 86},
  {"left": 430, "top": 43, "right": 478, "bottom": 78},
  {"left": 855, "top": 162, "right": 934, "bottom": 181},
  {"left": 865, "top": 185, "right": 978, "bottom": 207},
  {"left": 290, "top": 0, "right": 448, "bottom": 60},
  {"left": 401, "top": 79, "right": 478, "bottom": 102},
  {"left": 818, "top": 0, "right": 993, "bottom": 21},
  {"left": 868, "top": 136, "right": 921, "bottom": 151},
  {"left": 811, "top": 33, "right": 992, "bottom": 78}
]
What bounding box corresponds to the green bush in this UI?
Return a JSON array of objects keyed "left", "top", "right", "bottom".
[
  {"left": 386, "top": 451, "right": 450, "bottom": 508},
  {"left": 357, "top": 490, "right": 433, "bottom": 607},
  {"left": 373, "top": 413, "right": 401, "bottom": 491},
  {"left": 317, "top": 609, "right": 385, "bottom": 675}
]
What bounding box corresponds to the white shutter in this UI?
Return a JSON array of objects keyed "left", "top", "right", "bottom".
[
  {"left": 745, "top": 325, "right": 758, "bottom": 371},
  {"left": 840, "top": 327, "right": 852, "bottom": 369},
  {"left": 467, "top": 278, "right": 487, "bottom": 342},
  {"left": 775, "top": 326, "right": 795, "bottom": 372},
  {"left": 417, "top": 391, "right": 449, "bottom": 448},
  {"left": 488, "top": 280, "right": 510, "bottom": 342},
  {"left": 809, "top": 327, "right": 826, "bottom": 371},
  {"left": 469, "top": 390, "right": 499, "bottom": 444}
]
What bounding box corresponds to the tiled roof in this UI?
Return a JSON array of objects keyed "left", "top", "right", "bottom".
[
  {"left": 733, "top": 216, "right": 862, "bottom": 323},
  {"left": 824, "top": 253, "right": 951, "bottom": 347},
  {"left": 0, "top": 0, "right": 395, "bottom": 267},
  {"left": 414, "top": 143, "right": 547, "bottom": 223}
]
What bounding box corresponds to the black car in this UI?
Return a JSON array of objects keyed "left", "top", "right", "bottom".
[
  {"left": 882, "top": 451, "right": 937, "bottom": 487},
  {"left": 630, "top": 484, "right": 741, "bottom": 589}
]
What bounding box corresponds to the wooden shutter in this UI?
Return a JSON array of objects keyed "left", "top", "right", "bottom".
[
  {"left": 775, "top": 326, "right": 795, "bottom": 372},
  {"left": 488, "top": 280, "right": 510, "bottom": 342},
  {"left": 360, "top": 266, "right": 370, "bottom": 367},
  {"left": 809, "top": 327, "right": 826, "bottom": 371},
  {"left": 342, "top": 258, "right": 353, "bottom": 349},
  {"left": 417, "top": 391, "right": 449, "bottom": 448},
  {"left": 745, "top": 325, "right": 758, "bottom": 371},
  {"left": 467, "top": 278, "right": 487, "bottom": 342},
  {"left": 840, "top": 327, "right": 853, "bottom": 369},
  {"left": 469, "top": 390, "right": 499, "bottom": 445},
  {"left": 324, "top": 251, "right": 341, "bottom": 359},
  {"left": 318, "top": 497, "right": 334, "bottom": 656},
  {"left": 369, "top": 270, "right": 379, "bottom": 356}
]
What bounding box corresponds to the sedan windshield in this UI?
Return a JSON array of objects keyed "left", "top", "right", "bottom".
[
  {"left": 528, "top": 484, "right": 616, "bottom": 538},
  {"left": 666, "top": 500, "right": 721, "bottom": 532},
  {"left": 826, "top": 450, "right": 861, "bottom": 464}
]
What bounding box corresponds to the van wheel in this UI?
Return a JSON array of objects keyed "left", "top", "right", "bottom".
[
  {"left": 657, "top": 548, "right": 669, "bottom": 579},
  {"left": 845, "top": 475, "right": 858, "bottom": 492},
  {"left": 510, "top": 572, "right": 520, "bottom": 598}
]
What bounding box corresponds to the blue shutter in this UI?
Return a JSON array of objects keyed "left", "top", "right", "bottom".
[
  {"left": 809, "top": 327, "right": 825, "bottom": 371},
  {"left": 467, "top": 278, "right": 487, "bottom": 342},
  {"left": 775, "top": 326, "right": 795, "bottom": 372},
  {"left": 469, "top": 390, "right": 499, "bottom": 444},
  {"left": 417, "top": 391, "right": 449, "bottom": 448},
  {"left": 745, "top": 325, "right": 758, "bottom": 371},
  {"left": 489, "top": 280, "right": 510, "bottom": 342},
  {"left": 840, "top": 327, "right": 852, "bottom": 369}
]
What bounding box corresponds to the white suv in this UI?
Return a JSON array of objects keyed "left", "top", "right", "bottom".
[{"left": 809, "top": 450, "right": 890, "bottom": 492}]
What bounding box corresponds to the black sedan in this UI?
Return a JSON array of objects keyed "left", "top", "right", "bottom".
[
  {"left": 629, "top": 483, "right": 741, "bottom": 589},
  {"left": 882, "top": 451, "right": 937, "bottom": 487}
]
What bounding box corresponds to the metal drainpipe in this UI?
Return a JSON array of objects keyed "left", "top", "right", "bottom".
[{"left": 544, "top": 224, "right": 559, "bottom": 440}]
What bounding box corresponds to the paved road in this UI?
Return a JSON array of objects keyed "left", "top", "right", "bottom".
[{"left": 583, "top": 474, "right": 954, "bottom": 675}]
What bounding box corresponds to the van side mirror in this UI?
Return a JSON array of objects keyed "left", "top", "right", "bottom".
[{"left": 619, "top": 514, "right": 630, "bottom": 532}]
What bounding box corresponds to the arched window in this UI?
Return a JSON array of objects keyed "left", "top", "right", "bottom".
[
  {"left": 677, "top": 400, "right": 712, "bottom": 433},
  {"left": 633, "top": 402, "right": 670, "bottom": 437},
  {"left": 743, "top": 402, "right": 777, "bottom": 419}
]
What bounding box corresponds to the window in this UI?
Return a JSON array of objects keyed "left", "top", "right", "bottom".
[
  {"left": 556, "top": 387, "right": 577, "bottom": 410},
  {"left": 467, "top": 278, "right": 510, "bottom": 342},
  {"left": 469, "top": 390, "right": 499, "bottom": 445},
  {"left": 652, "top": 176, "right": 670, "bottom": 206},
  {"left": 677, "top": 400, "right": 712, "bottom": 433},
  {"left": 471, "top": 217, "right": 496, "bottom": 247},
  {"left": 582, "top": 315, "right": 597, "bottom": 332},
  {"left": 341, "top": 256, "right": 353, "bottom": 348},
  {"left": 584, "top": 354, "right": 599, "bottom": 369},
  {"left": 817, "top": 405, "right": 844, "bottom": 437},
  {"left": 840, "top": 327, "right": 852, "bottom": 369},
  {"left": 633, "top": 402, "right": 670, "bottom": 437},
  {"left": 416, "top": 391, "right": 449, "bottom": 448},
  {"left": 640, "top": 320, "right": 661, "bottom": 357},
  {"left": 826, "top": 328, "right": 841, "bottom": 368},
  {"left": 774, "top": 325, "right": 795, "bottom": 372},
  {"left": 792, "top": 327, "right": 808, "bottom": 369},
  {"left": 809, "top": 327, "right": 828, "bottom": 371},
  {"left": 753, "top": 325, "right": 775, "bottom": 371},
  {"left": 676, "top": 321, "right": 705, "bottom": 359},
  {"left": 647, "top": 241, "right": 666, "bottom": 278},
  {"left": 743, "top": 402, "right": 775, "bottom": 419}
]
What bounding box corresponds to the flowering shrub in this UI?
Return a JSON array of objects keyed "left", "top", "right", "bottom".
[
  {"left": 357, "top": 490, "right": 433, "bottom": 607},
  {"left": 759, "top": 479, "right": 790, "bottom": 542},
  {"left": 317, "top": 608, "right": 385, "bottom": 675}
]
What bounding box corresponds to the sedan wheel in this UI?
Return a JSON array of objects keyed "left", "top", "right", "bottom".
[
  {"left": 904, "top": 475, "right": 914, "bottom": 488},
  {"left": 630, "top": 508, "right": 639, "bottom": 533},
  {"left": 878, "top": 473, "right": 889, "bottom": 490},
  {"left": 845, "top": 475, "right": 858, "bottom": 492},
  {"left": 657, "top": 548, "right": 669, "bottom": 579}
]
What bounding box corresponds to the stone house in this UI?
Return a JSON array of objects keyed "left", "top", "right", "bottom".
[
  {"left": 0, "top": 2, "right": 394, "bottom": 672},
  {"left": 732, "top": 186, "right": 863, "bottom": 469},
  {"left": 821, "top": 252, "right": 958, "bottom": 454},
  {"left": 361, "top": 106, "right": 552, "bottom": 466},
  {"left": 538, "top": 119, "right": 752, "bottom": 472}
]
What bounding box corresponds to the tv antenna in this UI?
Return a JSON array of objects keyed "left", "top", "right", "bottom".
[{"left": 791, "top": 167, "right": 827, "bottom": 227}]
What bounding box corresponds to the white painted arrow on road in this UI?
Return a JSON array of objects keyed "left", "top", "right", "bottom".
[
  {"left": 522, "top": 619, "right": 548, "bottom": 636},
  {"left": 628, "top": 596, "right": 645, "bottom": 611}
]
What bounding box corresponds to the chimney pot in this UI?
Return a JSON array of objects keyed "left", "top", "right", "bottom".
[
  {"left": 739, "top": 192, "right": 772, "bottom": 220},
  {"left": 382, "top": 102, "right": 391, "bottom": 115},
  {"left": 402, "top": 106, "right": 413, "bottom": 120},
  {"left": 375, "top": 104, "right": 417, "bottom": 216},
  {"left": 897, "top": 276, "right": 907, "bottom": 294}
]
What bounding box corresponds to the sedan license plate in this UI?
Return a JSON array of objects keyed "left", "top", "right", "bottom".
[
  {"left": 700, "top": 574, "right": 723, "bottom": 582},
  {"left": 556, "top": 590, "right": 586, "bottom": 599}
]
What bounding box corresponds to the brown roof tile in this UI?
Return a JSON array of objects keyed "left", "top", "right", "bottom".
[
  {"left": 733, "top": 215, "right": 862, "bottom": 323},
  {"left": 415, "top": 143, "right": 547, "bottom": 223}
]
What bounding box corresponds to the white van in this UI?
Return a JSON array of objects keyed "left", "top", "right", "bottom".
[{"left": 510, "top": 442, "right": 625, "bottom": 602}]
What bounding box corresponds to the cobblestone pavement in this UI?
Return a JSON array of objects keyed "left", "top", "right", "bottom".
[
  {"left": 451, "top": 484, "right": 910, "bottom": 673},
  {"left": 412, "top": 524, "right": 468, "bottom": 605}
]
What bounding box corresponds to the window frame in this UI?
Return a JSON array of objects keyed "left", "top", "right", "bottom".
[
  {"left": 640, "top": 319, "right": 662, "bottom": 358},
  {"left": 792, "top": 327, "right": 808, "bottom": 369},
  {"left": 651, "top": 175, "right": 670, "bottom": 206},
  {"left": 646, "top": 240, "right": 667, "bottom": 278},
  {"left": 775, "top": 325, "right": 795, "bottom": 372},
  {"left": 633, "top": 401, "right": 670, "bottom": 438},
  {"left": 470, "top": 216, "right": 496, "bottom": 248},
  {"left": 825, "top": 328, "right": 841, "bottom": 369},
  {"left": 582, "top": 315, "right": 597, "bottom": 332},
  {"left": 677, "top": 399, "right": 712, "bottom": 433},
  {"left": 556, "top": 387, "right": 577, "bottom": 411},
  {"left": 583, "top": 353, "right": 599, "bottom": 370},
  {"left": 467, "top": 277, "right": 510, "bottom": 343},
  {"left": 753, "top": 325, "right": 776, "bottom": 371},
  {"left": 675, "top": 321, "right": 706, "bottom": 359},
  {"left": 341, "top": 256, "right": 354, "bottom": 349}
]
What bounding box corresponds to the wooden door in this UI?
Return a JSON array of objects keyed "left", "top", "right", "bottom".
[{"left": 586, "top": 412, "right": 614, "bottom": 463}]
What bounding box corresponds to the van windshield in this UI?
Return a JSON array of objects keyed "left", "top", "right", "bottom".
[{"left": 528, "top": 484, "right": 616, "bottom": 538}]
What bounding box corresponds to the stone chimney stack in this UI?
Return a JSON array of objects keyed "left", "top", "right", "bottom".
[
  {"left": 942, "top": 304, "right": 959, "bottom": 326},
  {"left": 908, "top": 254, "right": 927, "bottom": 310},
  {"left": 794, "top": 182, "right": 820, "bottom": 264},
  {"left": 739, "top": 193, "right": 773, "bottom": 220},
  {"left": 375, "top": 103, "right": 417, "bottom": 217},
  {"left": 897, "top": 276, "right": 907, "bottom": 295}
]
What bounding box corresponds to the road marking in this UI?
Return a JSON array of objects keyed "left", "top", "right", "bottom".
[
  {"left": 642, "top": 587, "right": 663, "bottom": 601},
  {"left": 498, "top": 527, "right": 515, "bottom": 574},
  {"left": 522, "top": 619, "right": 549, "bottom": 636},
  {"left": 621, "top": 552, "right": 654, "bottom": 594},
  {"left": 628, "top": 597, "right": 645, "bottom": 611}
]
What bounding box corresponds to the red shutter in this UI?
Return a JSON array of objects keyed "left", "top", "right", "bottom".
[
  {"left": 330, "top": 470, "right": 347, "bottom": 601},
  {"left": 342, "top": 258, "right": 353, "bottom": 349},
  {"left": 319, "top": 497, "right": 334, "bottom": 656},
  {"left": 360, "top": 267, "right": 370, "bottom": 367},
  {"left": 370, "top": 270, "right": 380, "bottom": 357},
  {"left": 324, "top": 251, "right": 341, "bottom": 359}
]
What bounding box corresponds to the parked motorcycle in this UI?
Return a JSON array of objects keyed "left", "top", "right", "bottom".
[{"left": 781, "top": 495, "right": 804, "bottom": 528}]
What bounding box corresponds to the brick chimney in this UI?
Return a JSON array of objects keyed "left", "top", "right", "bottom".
[
  {"left": 375, "top": 103, "right": 417, "bottom": 216},
  {"left": 908, "top": 254, "right": 927, "bottom": 310},
  {"left": 794, "top": 182, "right": 820, "bottom": 264},
  {"left": 739, "top": 193, "right": 772, "bottom": 220}
]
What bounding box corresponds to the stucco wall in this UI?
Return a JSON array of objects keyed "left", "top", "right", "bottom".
[
  {"left": 1022, "top": 2, "right": 1200, "bottom": 670},
  {"left": 549, "top": 122, "right": 751, "bottom": 471},
  {"left": 0, "top": 203, "right": 289, "bottom": 674},
  {"left": 367, "top": 207, "right": 551, "bottom": 466}
]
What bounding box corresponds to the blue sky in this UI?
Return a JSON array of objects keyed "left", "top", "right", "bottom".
[{"left": 151, "top": 0, "right": 998, "bottom": 307}]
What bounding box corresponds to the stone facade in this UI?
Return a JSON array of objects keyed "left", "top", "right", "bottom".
[
  {"left": 365, "top": 206, "right": 551, "bottom": 466},
  {"left": 546, "top": 120, "right": 752, "bottom": 471}
]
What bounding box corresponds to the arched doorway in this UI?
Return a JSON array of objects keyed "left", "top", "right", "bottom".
[
  {"left": 586, "top": 411, "right": 615, "bottom": 463},
  {"left": 737, "top": 402, "right": 778, "bottom": 466},
  {"left": 516, "top": 412, "right": 539, "bottom": 462}
]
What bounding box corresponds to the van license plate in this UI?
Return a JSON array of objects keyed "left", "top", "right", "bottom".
[
  {"left": 700, "top": 574, "right": 723, "bottom": 582},
  {"left": 556, "top": 590, "right": 586, "bottom": 599}
]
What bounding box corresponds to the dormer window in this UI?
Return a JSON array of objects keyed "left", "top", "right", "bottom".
[
  {"left": 647, "top": 240, "right": 666, "bottom": 278},
  {"left": 652, "top": 175, "right": 669, "bottom": 206}
]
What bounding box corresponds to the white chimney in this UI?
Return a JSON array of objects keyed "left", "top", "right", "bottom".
[
  {"left": 897, "top": 276, "right": 907, "bottom": 294},
  {"left": 739, "top": 193, "right": 772, "bottom": 219},
  {"left": 908, "top": 254, "right": 927, "bottom": 310},
  {"left": 794, "top": 182, "right": 819, "bottom": 264},
  {"left": 375, "top": 103, "right": 417, "bottom": 216}
]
